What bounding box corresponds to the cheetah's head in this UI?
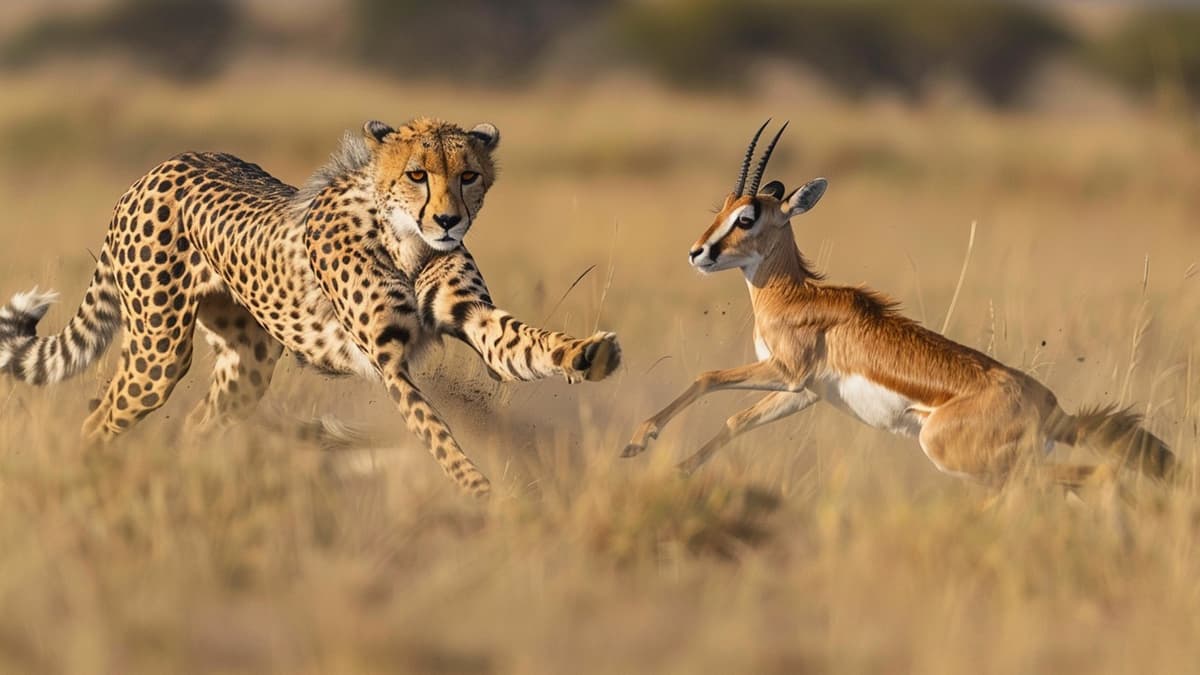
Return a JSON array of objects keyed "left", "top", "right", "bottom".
[{"left": 365, "top": 118, "right": 499, "bottom": 252}]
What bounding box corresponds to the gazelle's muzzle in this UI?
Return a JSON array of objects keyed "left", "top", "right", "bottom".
[{"left": 688, "top": 243, "right": 719, "bottom": 271}]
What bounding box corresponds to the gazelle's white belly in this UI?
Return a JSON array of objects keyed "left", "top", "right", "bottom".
[
  {"left": 754, "top": 334, "right": 772, "bottom": 361},
  {"left": 812, "top": 373, "right": 926, "bottom": 437}
]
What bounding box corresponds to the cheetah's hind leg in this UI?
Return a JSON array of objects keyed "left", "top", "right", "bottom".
[
  {"left": 184, "top": 293, "right": 370, "bottom": 450},
  {"left": 254, "top": 401, "right": 372, "bottom": 451}
]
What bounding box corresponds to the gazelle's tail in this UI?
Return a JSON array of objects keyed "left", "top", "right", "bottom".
[{"left": 1045, "top": 404, "right": 1177, "bottom": 480}]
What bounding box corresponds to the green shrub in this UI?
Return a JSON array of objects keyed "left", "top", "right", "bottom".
[
  {"left": 349, "top": 0, "right": 607, "bottom": 82},
  {"left": 2, "top": 0, "right": 239, "bottom": 82},
  {"left": 615, "top": 0, "right": 1074, "bottom": 105},
  {"left": 1090, "top": 8, "right": 1200, "bottom": 104}
]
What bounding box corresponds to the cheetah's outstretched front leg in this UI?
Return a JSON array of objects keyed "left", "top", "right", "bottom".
[
  {"left": 416, "top": 248, "right": 621, "bottom": 383},
  {"left": 355, "top": 299, "right": 488, "bottom": 494},
  {"left": 307, "top": 235, "right": 490, "bottom": 497}
]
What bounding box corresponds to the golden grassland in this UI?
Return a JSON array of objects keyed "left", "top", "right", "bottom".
[{"left": 1, "top": 63, "right": 1199, "bottom": 673}]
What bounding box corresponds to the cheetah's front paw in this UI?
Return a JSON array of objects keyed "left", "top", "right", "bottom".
[{"left": 562, "top": 331, "right": 621, "bottom": 383}]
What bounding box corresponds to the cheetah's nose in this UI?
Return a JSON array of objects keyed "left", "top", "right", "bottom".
[{"left": 433, "top": 214, "right": 462, "bottom": 230}]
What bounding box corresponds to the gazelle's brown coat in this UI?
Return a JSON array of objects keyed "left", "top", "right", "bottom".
[{"left": 623, "top": 121, "right": 1176, "bottom": 486}]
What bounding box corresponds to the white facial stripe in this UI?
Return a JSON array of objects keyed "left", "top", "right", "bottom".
[{"left": 707, "top": 204, "right": 755, "bottom": 248}]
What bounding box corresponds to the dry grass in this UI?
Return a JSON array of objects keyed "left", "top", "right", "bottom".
[{"left": 1, "top": 62, "right": 1199, "bottom": 674}]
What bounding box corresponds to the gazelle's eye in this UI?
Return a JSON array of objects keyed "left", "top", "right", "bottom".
[
  {"left": 736, "top": 215, "right": 756, "bottom": 229},
  {"left": 406, "top": 170, "right": 427, "bottom": 183},
  {"left": 461, "top": 171, "right": 480, "bottom": 184}
]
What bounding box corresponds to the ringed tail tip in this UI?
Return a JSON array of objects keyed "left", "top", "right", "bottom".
[{"left": 6, "top": 287, "right": 61, "bottom": 320}]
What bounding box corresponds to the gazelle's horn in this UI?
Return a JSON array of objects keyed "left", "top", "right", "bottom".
[
  {"left": 748, "top": 121, "right": 788, "bottom": 196},
  {"left": 734, "top": 119, "right": 771, "bottom": 196}
]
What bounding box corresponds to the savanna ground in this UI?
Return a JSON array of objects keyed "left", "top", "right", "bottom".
[{"left": 1, "top": 62, "right": 1199, "bottom": 674}]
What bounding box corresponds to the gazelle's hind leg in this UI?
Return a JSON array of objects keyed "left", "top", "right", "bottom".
[
  {"left": 183, "top": 293, "right": 282, "bottom": 435},
  {"left": 1038, "top": 462, "right": 1118, "bottom": 489},
  {"left": 918, "top": 387, "right": 1102, "bottom": 489}
]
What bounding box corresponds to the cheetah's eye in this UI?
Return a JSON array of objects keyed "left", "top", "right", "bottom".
[
  {"left": 461, "top": 171, "right": 480, "bottom": 185},
  {"left": 406, "top": 170, "right": 427, "bottom": 183}
]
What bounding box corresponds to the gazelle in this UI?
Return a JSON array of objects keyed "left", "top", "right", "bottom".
[{"left": 622, "top": 120, "right": 1177, "bottom": 487}]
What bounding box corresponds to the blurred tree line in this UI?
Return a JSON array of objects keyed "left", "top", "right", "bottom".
[
  {"left": 3, "top": 0, "right": 1200, "bottom": 107},
  {"left": 2, "top": 0, "right": 240, "bottom": 81}
]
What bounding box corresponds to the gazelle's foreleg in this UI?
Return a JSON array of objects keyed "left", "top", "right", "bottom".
[
  {"left": 622, "top": 361, "right": 804, "bottom": 458},
  {"left": 676, "top": 390, "right": 819, "bottom": 475}
]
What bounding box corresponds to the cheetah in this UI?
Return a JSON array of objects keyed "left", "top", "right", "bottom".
[{"left": 0, "top": 118, "right": 622, "bottom": 496}]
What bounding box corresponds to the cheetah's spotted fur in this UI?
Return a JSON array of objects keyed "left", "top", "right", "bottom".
[{"left": 0, "top": 118, "right": 622, "bottom": 496}]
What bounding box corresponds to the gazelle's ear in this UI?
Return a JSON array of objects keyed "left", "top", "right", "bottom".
[
  {"left": 782, "top": 178, "right": 828, "bottom": 219},
  {"left": 758, "top": 180, "right": 785, "bottom": 200}
]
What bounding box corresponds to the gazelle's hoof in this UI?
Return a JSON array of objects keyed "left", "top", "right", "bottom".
[
  {"left": 675, "top": 456, "right": 706, "bottom": 477},
  {"left": 621, "top": 423, "right": 659, "bottom": 458}
]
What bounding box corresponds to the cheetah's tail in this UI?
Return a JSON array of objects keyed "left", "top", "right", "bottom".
[{"left": 0, "top": 251, "right": 121, "bottom": 385}]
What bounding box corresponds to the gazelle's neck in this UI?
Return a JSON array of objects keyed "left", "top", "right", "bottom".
[{"left": 743, "top": 234, "right": 818, "bottom": 312}]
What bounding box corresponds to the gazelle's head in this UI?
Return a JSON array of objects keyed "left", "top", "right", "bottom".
[{"left": 689, "top": 120, "right": 827, "bottom": 274}]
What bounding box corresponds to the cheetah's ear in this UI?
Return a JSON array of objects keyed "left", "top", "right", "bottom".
[
  {"left": 468, "top": 123, "right": 500, "bottom": 151},
  {"left": 363, "top": 120, "right": 396, "bottom": 146}
]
